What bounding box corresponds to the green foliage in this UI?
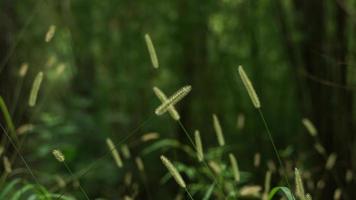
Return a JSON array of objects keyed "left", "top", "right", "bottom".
[
  {"left": 0, "top": 179, "right": 74, "bottom": 200},
  {"left": 268, "top": 186, "right": 296, "bottom": 200}
]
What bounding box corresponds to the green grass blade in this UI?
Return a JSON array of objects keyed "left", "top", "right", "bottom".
[
  {"left": 268, "top": 186, "right": 296, "bottom": 200},
  {"left": 0, "top": 96, "right": 18, "bottom": 143}
]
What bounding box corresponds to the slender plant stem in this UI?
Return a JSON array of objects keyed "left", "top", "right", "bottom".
[
  {"left": 257, "top": 109, "right": 291, "bottom": 188},
  {"left": 63, "top": 162, "right": 90, "bottom": 200},
  {"left": 0, "top": 124, "right": 49, "bottom": 199},
  {"left": 185, "top": 188, "right": 194, "bottom": 200}
]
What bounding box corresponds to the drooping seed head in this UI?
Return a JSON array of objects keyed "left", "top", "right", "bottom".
[
  {"left": 302, "top": 118, "right": 318, "bottom": 137},
  {"left": 160, "top": 155, "right": 186, "bottom": 188},
  {"left": 155, "top": 85, "right": 192, "bottom": 116},
  {"left": 106, "top": 138, "right": 123, "bottom": 168},
  {"left": 212, "top": 114, "right": 225, "bottom": 146},
  {"left": 29, "top": 71, "right": 44, "bottom": 107},
  {"left": 229, "top": 153, "right": 240, "bottom": 182},
  {"left": 153, "top": 86, "right": 180, "bottom": 120},
  {"left": 52, "top": 149, "right": 65, "bottom": 162},
  {"left": 238, "top": 65, "right": 261, "bottom": 108},
  {"left": 194, "top": 130, "right": 204, "bottom": 162},
  {"left": 144, "top": 33, "right": 159, "bottom": 69}
]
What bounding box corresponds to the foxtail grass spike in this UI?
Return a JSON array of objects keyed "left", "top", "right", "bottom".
[
  {"left": 212, "top": 114, "right": 225, "bottom": 146},
  {"left": 121, "top": 144, "right": 131, "bottom": 159},
  {"left": 346, "top": 169, "right": 353, "bottom": 183},
  {"left": 160, "top": 155, "right": 186, "bottom": 188},
  {"left": 106, "top": 138, "right": 123, "bottom": 168},
  {"left": 254, "top": 152, "right": 261, "bottom": 167},
  {"left": 238, "top": 65, "right": 261, "bottom": 108},
  {"left": 141, "top": 132, "right": 159, "bottom": 142},
  {"left": 194, "top": 130, "right": 204, "bottom": 162},
  {"left": 45, "top": 25, "right": 56, "bottom": 42},
  {"left": 294, "top": 168, "right": 305, "bottom": 198},
  {"left": 314, "top": 143, "right": 326, "bottom": 155},
  {"left": 302, "top": 118, "right": 318, "bottom": 137},
  {"left": 135, "top": 157, "right": 145, "bottom": 172},
  {"left": 264, "top": 170, "right": 272, "bottom": 193},
  {"left": 333, "top": 188, "right": 342, "bottom": 200},
  {"left": 305, "top": 193, "right": 313, "bottom": 200},
  {"left": 239, "top": 185, "right": 262, "bottom": 197},
  {"left": 3, "top": 156, "right": 12, "bottom": 174},
  {"left": 155, "top": 85, "right": 192, "bottom": 116},
  {"left": 29, "top": 71, "right": 43, "bottom": 107},
  {"left": 52, "top": 149, "right": 65, "bottom": 162},
  {"left": 326, "top": 153, "right": 337, "bottom": 170},
  {"left": 153, "top": 86, "right": 180, "bottom": 120},
  {"left": 229, "top": 153, "right": 240, "bottom": 182},
  {"left": 19, "top": 63, "right": 29, "bottom": 77},
  {"left": 144, "top": 33, "right": 159, "bottom": 69}
]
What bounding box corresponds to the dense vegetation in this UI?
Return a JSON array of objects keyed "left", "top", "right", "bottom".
[{"left": 0, "top": 0, "right": 355, "bottom": 199}]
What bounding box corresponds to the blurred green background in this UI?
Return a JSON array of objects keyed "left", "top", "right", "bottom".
[{"left": 0, "top": 0, "right": 355, "bottom": 199}]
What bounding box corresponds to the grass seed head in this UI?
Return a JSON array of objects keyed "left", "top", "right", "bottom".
[
  {"left": 135, "top": 157, "right": 145, "bottom": 172},
  {"left": 302, "top": 118, "right": 318, "bottom": 137},
  {"left": 194, "top": 130, "right": 204, "bottom": 162},
  {"left": 238, "top": 65, "right": 261, "bottom": 108},
  {"left": 3, "top": 156, "right": 12, "bottom": 173},
  {"left": 153, "top": 86, "right": 180, "bottom": 120},
  {"left": 144, "top": 33, "right": 159, "bottom": 69},
  {"left": 19, "top": 63, "right": 29, "bottom": 77},
  {"left": 254, "top": 152, "right": 261, "bottom": 167},
  {"left": 29, "top": 71, "right": 44, "bottom": 107},
  {"left": 229, "top": 153, "right": 240, "bottom": 182},
  {"left": 141, "top": 132, "right": 160, "bottom": 142},
  {"left": 106, "top": 138, "right": 123, "bottom": 168},
  {"left": 294, "top": 168, "right": 305, "bottom": 198},
  {"left": 52, "top": 149, "right": 65, "bottom": 162},
  {"left": 212, "top": 114, "right": 225, "bottom": 146},
  {"left": 45, "top": 25, "right": 56, "bottom": 42},
  {"left": 325, "top": 153, "right": 337, "bottom": 170},
  {"left": 160, "top": 155, "right": 186, "bottom": 188},
  {"left": 155, "top": 85, "right": 192, "bottom": 116}
]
